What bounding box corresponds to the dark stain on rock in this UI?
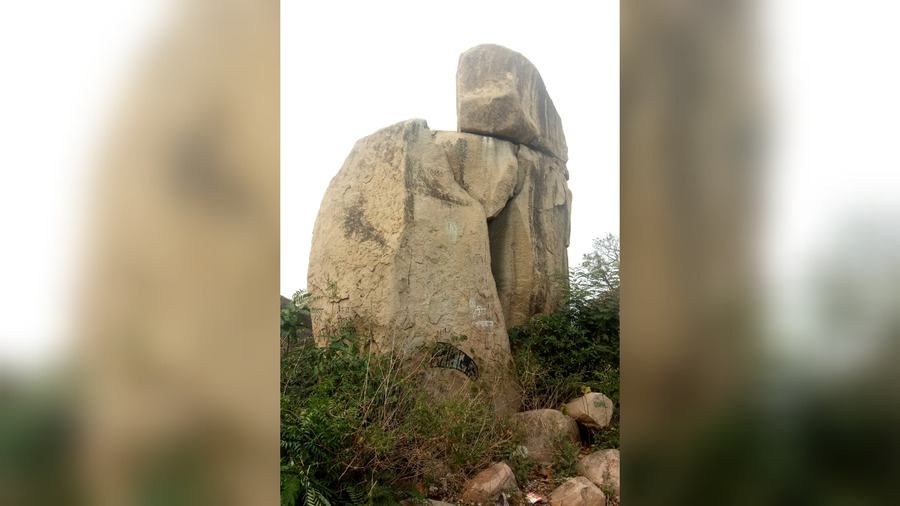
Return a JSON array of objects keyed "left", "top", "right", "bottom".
[
  {"left": 344, "top": 201, "right": 386, "bottom": 247},
  {"left": 456, "top": 137, "right": 468, "bottom": 186},
  {"left": 406, "top": 152, "right": 469, "bottom": 206}
]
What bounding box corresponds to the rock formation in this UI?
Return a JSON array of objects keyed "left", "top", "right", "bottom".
[{"left": 307, "top": 44, "right": 572, "bottom": 414}]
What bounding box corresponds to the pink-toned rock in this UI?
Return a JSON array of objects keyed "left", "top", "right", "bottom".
[{"left": 460, "top": 462, "right": 519, "bottom": 503}]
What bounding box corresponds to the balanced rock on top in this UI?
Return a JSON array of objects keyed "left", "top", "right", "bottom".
[{"left": 457, "top": 43, "right": 568, "bottom": 162}]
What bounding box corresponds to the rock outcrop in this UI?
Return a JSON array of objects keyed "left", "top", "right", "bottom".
[{"left": 307, "top": 44, "right": 571, "bottom": 415}]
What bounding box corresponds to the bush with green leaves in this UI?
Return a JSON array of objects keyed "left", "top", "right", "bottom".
[
  {"left": 549, "top": 430, "right": 582, "bottom": 486},
  {"left": 509, "top": 234, "right": 620, "bottom": 447}
]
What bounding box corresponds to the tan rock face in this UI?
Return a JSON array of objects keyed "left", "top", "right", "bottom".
[
  {"left": 307, "top": 119, "right": 519, "bottom": 413},
  {"left": 489, "top": 145, "right": 572, "bottom": 328},
  {"left": 548, "top": 477, "right": 606, "bottom": 506},
  {"left": 565, "top": 392, "right": 615, "bottom": 429},
  {"left": 512, "top": 409, "right": 581, "bottom": 466},
  {"left": 576, "top": 449, "right": 620, "bottom": 498},
  {"left": 433, "top": 131, "right": 519, "bottom": 219},
  {"left": 460, "top": 462, "right": 519, "bottom": 503},
  {"left": 457, "top": 44, "right": 568, "bottom": 162}
]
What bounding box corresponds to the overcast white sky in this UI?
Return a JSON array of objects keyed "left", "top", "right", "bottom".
[
  {"left": 281, "top": 1, "right": 621, "bottom": 295},
  {"left": 3, "top": 1, "right": 900, "bottom": 371}
]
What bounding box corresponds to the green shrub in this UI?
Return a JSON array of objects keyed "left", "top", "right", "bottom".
[
  {"left": 508, "top": 234, "right": 620, "bottom": 449},
  {"left": 548, "top": 429, "right": 582, "bottom": 486},
  {"left": 280, "top": 303, "right": 520, "bottom": 505},
  {"left": 508, "top": 311, "right": 619, "bottom": 410}
]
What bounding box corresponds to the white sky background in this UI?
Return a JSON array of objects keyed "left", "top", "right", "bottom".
[
  {"left": 761, "top": 0, "right": 900, "bottom": 364},
  {"left": 280, "top": 1, "right": 621, "bottom": 295},
  {"left": 0, "top": 2, "right": 172, "bottom": 372}
]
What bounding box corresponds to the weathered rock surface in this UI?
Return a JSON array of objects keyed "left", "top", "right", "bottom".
[
  {"left": 459, "top": 462, "right": 519, "bottom": 503},
  {"left": 434, "top": 131, "right": 521, "bottom": 221},
  {"left": 434, "top": 131, "right": 521, "bottom": 220},
  {"left": 565, "top": 392, "right": 615, "bottom": 429},
  {"left": 489, "top": 145, "right": 571, "bottom": 328},
  {"left": 457, "top": 44, "right": 568, "bottom": 162},
  {"left": 548, "top": 477, "right": 606, "bottom": 506},
  {"left": 307, "top": 119, "right": 519, "bottom": 414},
  {"left": 576, "top": 449, "right": 620, "bottom": 498},
  {"left": 512, "top": 409, "right": 581, "bottom": 466}
]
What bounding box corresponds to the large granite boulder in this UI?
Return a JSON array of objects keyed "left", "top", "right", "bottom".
[
  {"left": 307, "top": 119, "right": 519, "bottom": 414},
  {"left": 457, "top": 44, "right": 568, "bottom": 162}
]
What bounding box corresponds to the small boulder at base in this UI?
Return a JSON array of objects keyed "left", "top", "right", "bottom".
[
  {"left": 565, "top": 392, "right": 615, "bottom": 428},
  {"left": 512, "top": 409, "right": 581, "bottom": 466},
  {"left": 575, "top": 448, "right": 620, "bottom": 498},
  {"left": 548, "top": 477, "right": 606, "bottom": 506},
  {"left": 457, "top": 44, "right": 568, "bottom": 162},
  {"left": 460, "top": 462, "right": 519, "bottom": 503}
]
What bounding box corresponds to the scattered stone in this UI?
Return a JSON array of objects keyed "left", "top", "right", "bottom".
[
  {"left": 512, "top": 409, "right": 581, "bottom": 466},
  {"left": 457, "top": 44, "right": 568, "bottom": 162},
  {"left": 459, "top": 462, "right": 519, "bottom": 503},
  {"left": 565, "top": 393, "right": 614, "bottom": 429},
  {"left": 548, "top": 477, "right": 606, "bottom": 506},
  {"left": 575, "top": 449, "right": 620, "bottom": 498}
]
